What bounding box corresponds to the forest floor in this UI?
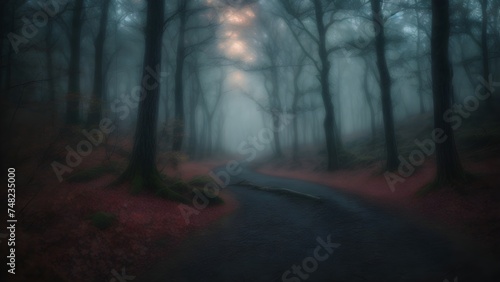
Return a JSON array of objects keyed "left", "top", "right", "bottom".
[
  {"left": 3, "top": 105, "right": 500, "bottom": 281},
  {"left": 6, "top": 136, "right": 238, "bottom": 282},
  {"left": 1, "top": 104, "right": 241, "bottom": 282},
  {"left": 12, "top": 150, "right": 498, "bottom": 281}
]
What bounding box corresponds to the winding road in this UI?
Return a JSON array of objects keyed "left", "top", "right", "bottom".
[{"left": 138, "top": 169, "right": 499, "bottom": 282}]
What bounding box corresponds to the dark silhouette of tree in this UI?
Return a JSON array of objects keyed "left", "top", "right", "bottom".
[
  {"left": 45, "top": 18, "right": 57, "bottom": 123},
  {"left": 312, "top": 0, "right": 338, "bottom": 170},
  {"left": 254, "top": 15, "right": 286, "bottom": 158},
  {"left": 361, "top": 58, "right": 377, "bottom": 145},
  {"left": 413, "top": 0, "right": 428, "bottom": 114},
  {"left": 279, "top": 0, "right": 341, "bottom": 170},
  {"left": 186, "top": 62, "right": 200, "bottom": 156},
  {"left": 87, "top": 0, "right": 111, "bottom": 126},
  {"left": 479, "top": 0, "right": 492, "bottom": 101},
  {"left": 170, "top": 0, "right": 218, "bottom": 152},
  {"left": 370, "top": 0, "right": 399, "bottom": 171},
  {"left": 197, "top": 67, "right": 225, "bottom": 158},
  {"left": 117, "top": 0, "right": 183, "bottom": 197},
  {"left": 66, "top": 0, "right": 84, "bottom": 125},
  {"left": 172, "top": 0, "right": 188, "bottom": 152},
  {"left": 431, "top": 0, "right": 465, "bottom": 186},
  {"left": 291, "top": 54, "right": 307, "bottom": 162}
]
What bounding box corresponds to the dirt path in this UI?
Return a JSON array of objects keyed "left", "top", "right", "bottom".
[{"left": 138, "top": 169, "right": 499, "bottom": 282}]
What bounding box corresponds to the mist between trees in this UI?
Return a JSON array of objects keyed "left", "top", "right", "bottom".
[{"left": 2, "top": 0, "right": 499, "bottom": 191}]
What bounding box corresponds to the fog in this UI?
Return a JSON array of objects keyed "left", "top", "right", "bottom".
[{"left": 6, "top": 1, "right": 495, "bottom": 163}]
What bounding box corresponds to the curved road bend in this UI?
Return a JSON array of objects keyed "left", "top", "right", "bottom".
[{"left": 138, "top": 169, "right": 500, "bottom": 282}]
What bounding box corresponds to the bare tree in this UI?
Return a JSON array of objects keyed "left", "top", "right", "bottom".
[
  {"left": 198, "top": 67, "right": 225, "bottom": 157},
  {"left": 278, "top": 0, "right": 341, "bottom": 170},
  {"left": 172, "top": 0, "right": 188, "bottom": 151},
  {"left": 66, "top": 0, "right": 84, "bottom": 125},
  {"left": 431, "top": 0, "right": 465, "bottom": 186},
  {"left": 370, "top": 0, "right": 399, "bottom": 171},
  {"left": 170, "top": 0, "right": 218, "bottom": 152},
  {"left": 87, "top": 0, "right": 111, "bottom": 125},
  {"left": 361, "top": 57, "right": 378, "bottom": 144},
  {"left": 117, "top": 0, "right": 182, "bottom": 196},
  {"left": 479, "top": 0, "right": 493, "bottom": 104}
]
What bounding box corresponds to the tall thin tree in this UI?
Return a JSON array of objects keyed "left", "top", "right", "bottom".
[
  {"left": 279, "top": 0, "right": 341, "bottom": 170},
  {"left": 66, "top": 0, "right": 84, "bottom": 125},
  {"left": 370, "top": 0, "right": 399, "bottom": 171},
  {"left": 431, "top": 0, "right": 465, "bottom": 186},
  {"left": 172, "top": 0, "right": 188, "bottom": 151},
  {"left": 88, "top": 0, "right": 111, "bottom": 125},
  {"left": 46, "top": 18, "right": 57, "bottom": 123},
  {"left": 479, "top": 0, "right": 493, "bottom": 103}
]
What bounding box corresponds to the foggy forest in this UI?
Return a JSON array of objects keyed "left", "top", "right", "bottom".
[{"left": 1, "top": 0, "right": 500, "bottom": 281}]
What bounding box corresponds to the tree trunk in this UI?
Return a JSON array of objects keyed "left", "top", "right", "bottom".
[
  {"left": 118, "top": 0, "right": 167, "bottom": 191},
  {"left": 480, "top": 0, "right": 492, "bottom": 102},
  {"left": 291, "top": 59, "right": 306, "bottom": 161},
  {"left": 313, "top": 0, "right": 339, "bottom": 171},
  {"left": 46, "top": 19, "right": 56, "bottom": 123},
  {"left": 431, "top": 0, "right": 465, "bottom": 186},
  {"left": 270, "top": 67, "right": 283, "bottom": 158},
  {"left": 88, "top": 0, "right": 111, "bottom": 126},
  {"left": 415, "top": 3, "right": 425, "bottom": 114},
  {"left": 66, "top": 0, "right": 84, "bottom": 125},
  {"left": 215, "top": 113, "right": 225, "bottom": 153},
  {"left": 362, "top": 65, "right": 376, "bottom": 144},
  {"left": 4, "top": 3, "right": 16, "bottom": 95},
  {"left": 187, "top": 75, "right": 198, "bottom": 156},
  {"left": 206, "top": 121, "right": 213, "bottom": 156},
  {"left": 333, "top": 67, "right": 344, "bottom": 152},
  {"left": 172, "top": 0, "right": 188, "bottom": 151},
  {"left": 199, "top": 118, "right": 207, "bottom": 158},
  {"left": 292, "top": 79, "right": 300, "bottom": 161},
  {"left": 371, "top": 0, "right": 399, "bottom": 171},
  {"left": 187, "top": 104, "right": 197, "bottom": 155}
]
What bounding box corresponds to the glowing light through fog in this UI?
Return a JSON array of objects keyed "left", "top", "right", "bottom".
[
  {"left": 220, "top": 40, "right": 255, "bottom": 63},
  {"left": 228, "top": 70, "right": 246, "bottom": 87},
  {"left": 207, "top": 0, "right": 257, "bottom": 65},
  {"left": 203, "top": 0, "right": 258, "bottom": 89},
  {"left": 221, "top": 7, "right": 255, "bottom": 25}
]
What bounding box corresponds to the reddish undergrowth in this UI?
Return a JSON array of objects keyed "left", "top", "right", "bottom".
[{"left": 9, "top": 145, "right": 237, "bottom": 282}]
